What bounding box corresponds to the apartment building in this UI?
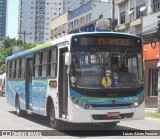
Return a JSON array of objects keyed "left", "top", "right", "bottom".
[
  {"left": 18, "top": 0, "right": 62, "bottom": 45},
  {"left": 51, "top": 0, "right": 118, "bottom": 40},
  {"left": 0, "top": 0, "right": 7, "bottom": 41},
  {"left": 18, "top": 0, "right": 90, "bottom": 45},
  {"left": 116, "top": 0, "right": 160, "bottom": 107}
]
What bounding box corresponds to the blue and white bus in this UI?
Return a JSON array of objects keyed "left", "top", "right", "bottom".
[{"left": 6, "top": 32, "right": 144, "bottom": 129}]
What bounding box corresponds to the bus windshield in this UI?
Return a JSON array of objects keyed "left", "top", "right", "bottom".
[{"left": 70, "top": 48, "right": 143, "bottom": 89}]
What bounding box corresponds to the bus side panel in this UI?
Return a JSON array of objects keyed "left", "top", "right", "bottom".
[
  {"left": 6, "top": 80, "right": 26, "bottom": 110},
  {"left": 46, "top": 85, "right": 59, "bottom": 117},
  {"left": 32, "top": 79, "right": 48, "bottom": 115}
]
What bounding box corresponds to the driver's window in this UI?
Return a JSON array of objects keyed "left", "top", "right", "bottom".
[{"left": 128, "top": 57, "right": 137, "bottom": 76}]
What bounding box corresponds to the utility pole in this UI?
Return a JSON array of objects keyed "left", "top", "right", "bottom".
[
  {"left": 111, "top": 0, "right": 115, "bottom": 31},
  {"left": 18, "top": 31, "right": 31, "bottom": 50}
]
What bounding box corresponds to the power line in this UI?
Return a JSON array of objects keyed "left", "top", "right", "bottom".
[{"left": 18, "top": 31, "right": 31, "bottom": 49}]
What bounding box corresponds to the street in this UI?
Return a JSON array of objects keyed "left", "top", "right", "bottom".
[{"left": 0, "top": 96, "right": 160, "bottom": 139}]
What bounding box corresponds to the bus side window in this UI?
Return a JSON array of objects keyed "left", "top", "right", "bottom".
[
  {"left": 48, "top": 49, "right": 51, "bottom": 76},
  {"left": 16, "top": 59, "right": 19, "bottom": 79},
  {"left": 11, "top": 61, "right": 15, "bottom": 79},
  {"left": 35, "top": 53, "right": 39, "bottom": 77},
  {"left": 21, "top": 59, "right": 26, "bottom": 79},
  {"left": 48, "top": 47, "right": 57, "bottom": 77},
  {"left": 51, "top": 47, "right": 57, "bottom": 77},
  {"left": 39, "top": 52, "right": 43, "bottom": 77},
  {"left": 14, "top": 60, "right": 17, "bottom": 79},
  {"left": 19, "top": 59, "right": 22, "bottom": 79},
  {"left": 33, "top": 54, "right": 36, "bottom": 77},
  {"left": 42, "top": 50, "right": 48, "bottom": 77},
  {"left": 6, "top": 61, "right": 11, "bottom": 79}
]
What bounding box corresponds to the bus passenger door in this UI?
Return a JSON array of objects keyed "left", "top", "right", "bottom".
[
  {"left": 25, "top": 58, "right": 33, "bottom": 111},
  {"left": 59, "top": 48, "right": 68, "bottom": 119}
]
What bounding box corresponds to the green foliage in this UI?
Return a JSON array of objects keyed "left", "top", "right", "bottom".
[
  {"left": 24, "top": 42, "right": 36, "bottom": 50},
  {"left": 0, "top": 64, "right": 6, "bottom": 75},
  {"left": 145, "top": 112, "right": 160, "bottom": 119},
  {"left": 0, "top": 36, "right": 36, "bottom": 74},
  {"left": 2, "top": 37, "right": 12, "bottom": 48}
]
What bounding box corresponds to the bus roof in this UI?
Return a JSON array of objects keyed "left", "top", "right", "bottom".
[{"left": 6, "top": 32, "right": 141, "bottom": 61}]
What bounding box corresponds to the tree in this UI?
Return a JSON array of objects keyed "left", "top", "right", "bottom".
[
  {"left": 0, "top": 37, "right": 36, "bottom": 74},
  {"left": 24, "top": 42, "right": 36, "bottom": 50},
  {"left": 2, "top": 36, "right": 12, "bottom": 48}
]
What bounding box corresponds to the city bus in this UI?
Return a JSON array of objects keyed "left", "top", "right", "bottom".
[{"left": 6, "top": 32, "right": 144, "bottom": 129}]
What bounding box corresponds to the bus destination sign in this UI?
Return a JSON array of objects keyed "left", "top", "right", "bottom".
[{"left": 73, "top": 37, "right": 137, "bottom": 47}]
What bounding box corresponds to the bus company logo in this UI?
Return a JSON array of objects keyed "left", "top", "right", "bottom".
[{"left": 2, "top": 131, "right": 11, "bottom": 136}]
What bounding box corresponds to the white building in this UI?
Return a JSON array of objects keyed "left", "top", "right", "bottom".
[
  {"left": 116, "top": 0, "right": 160, "bottom": 38},
  {"left": 18, "top": 0, "right": 91, "bottom": 45},
  {"left": 115, "top": 0, "right": 160, "bottom": 107},
  {"left": 68, "top": 0, "right": 118, "bottom": 33}
]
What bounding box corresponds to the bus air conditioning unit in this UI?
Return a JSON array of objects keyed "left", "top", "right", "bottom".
[{"left": 96, "top": 18, "right": 111, "bottom": 31}]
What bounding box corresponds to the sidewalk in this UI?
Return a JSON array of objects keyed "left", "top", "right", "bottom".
[{"left": 145, "top": 107, "right": 158, "bottom": 113}]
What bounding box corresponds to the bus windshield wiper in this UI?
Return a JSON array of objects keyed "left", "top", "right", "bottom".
[
  {"left": 89, "top": 48, "right": 106, "bottom": 76},
  {"left": 119, "top": 48, "right": 129, "bottom": 68}
]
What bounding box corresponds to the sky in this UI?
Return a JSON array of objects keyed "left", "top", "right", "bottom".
[{"left": 7, "top": 0, "right": 19, "bottom": 39}]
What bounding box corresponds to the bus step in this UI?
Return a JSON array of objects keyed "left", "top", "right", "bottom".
[
  {"left": 59, "top": 118, "right": 68, "bottom": 121},
  {"left": 27, "top": 109, "right": 32, "bottom": 115}
]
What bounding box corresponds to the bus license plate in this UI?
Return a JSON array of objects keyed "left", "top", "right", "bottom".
[{"left": 107, "top": 112, "right": 120, "bottom": 117}]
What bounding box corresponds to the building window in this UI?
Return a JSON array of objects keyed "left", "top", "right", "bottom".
[
  {"left": 153, "top": 0, "right": 160, "bottom": 13},
  {"left": 68, "top": 22, "right": 73, "bottom": 30},
  {"left": 74, "top": 19, "right": 79, "bottom": 28},
  {"left": 120, "top": 11, "right": 125, "bottom": 24},
  {"left": 80, "top": 16, "right": 85, "bottom": 25},
  {"left": 136, "top": 4, "right": 144, "bottom": 19},
  {"left": 149, "top": 68, "right": 158, "bottom": 96},
  {"left": 86, "top": 13, "right": 91, "bottom": 23}
]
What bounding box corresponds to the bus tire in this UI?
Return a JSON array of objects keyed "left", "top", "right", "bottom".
[
  {"left": 49, "top": 102, "right": 58, "bottom": 129},
  {"left": 15, "top": 97, "right": 24, "bottom": 116}
]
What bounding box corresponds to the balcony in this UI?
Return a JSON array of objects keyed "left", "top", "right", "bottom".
[
  {"left": 117, "top": 23, "right": 129, "bottom": 31},
  {"left": 130, "top": 18, "right": 142, "bottom": 27},
  {"left": 115, "top": 0, "right": 126, "bottom": 5}
]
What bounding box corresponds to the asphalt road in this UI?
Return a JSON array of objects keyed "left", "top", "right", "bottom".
[{"left": 0, "top": 96, "right": 160, "bottom": 139}]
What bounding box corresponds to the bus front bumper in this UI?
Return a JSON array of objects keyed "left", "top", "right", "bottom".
[{"left": 68, "top": 101, "right": 145, "bottom": 123}]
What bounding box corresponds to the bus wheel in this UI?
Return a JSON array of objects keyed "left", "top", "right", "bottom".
[
  {"left": 15, "top": 97, "right": 24, "bottom": 116},
  {"left": 49, "top": 102, "right": 58, "bottom": 129}
]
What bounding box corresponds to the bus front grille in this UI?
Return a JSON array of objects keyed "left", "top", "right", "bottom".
[
  {"left": 92, "top": 113, "right": 134, "bottom": 120},
  {"left": 85, "top": 92, "right": 137, "bottom": 97},
  {"left": 90, "top": 103, "right": 133, "bottom": 107}
]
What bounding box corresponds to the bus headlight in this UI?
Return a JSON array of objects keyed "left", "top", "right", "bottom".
[
  {"left": 132, "top": 97, "right": 144, "bottom": 107},
  {"left": 70, "top": 96, "right": 92, "bottom": 109},
  {"left": 133, "top": 102, "right": 139, "bottom": 107}
]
